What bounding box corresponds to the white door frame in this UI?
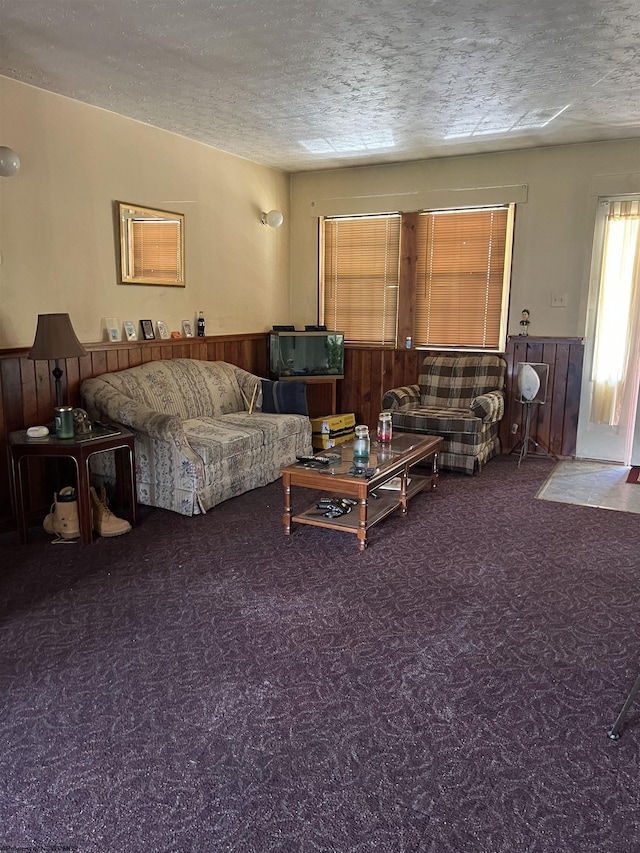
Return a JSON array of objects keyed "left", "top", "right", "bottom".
[{"left": 576, "top": 195, "right": 640, "bottom": 464}]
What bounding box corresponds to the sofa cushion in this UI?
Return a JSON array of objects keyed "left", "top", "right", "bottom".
[
  {"left": 183, "top": 418, "right": 262, "bottom": 463},
  {"left": 216, "top": 411, "right": 309, "bottom": 441},
  {"left": 418, "top": 354, "right": 506, "bottom": 409},
  {"left": 85, "top": 359, "right": 246, "bottom": 420},
  {"left": 261, "top": 379, "right": 308, "bottom": 415},
  {"left": 392, "top": 407, "right": 481, "bottom": 435},
  {"left": 183, "top": 411, "right": 310, "bottom": 470}
]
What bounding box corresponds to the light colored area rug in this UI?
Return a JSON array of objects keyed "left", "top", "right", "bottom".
[{"left": 536, "top": 460, "right": 640, "bottom": 514}]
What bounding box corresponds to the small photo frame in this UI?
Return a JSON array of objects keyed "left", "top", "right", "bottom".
[
  {"left": 123, "top": 320, "right": 137, "bottom": 341},
  {"left": 104, "top": 317, "right": 120, "bottom": 342},
  {"left": 156, "top": 320, "right": 170, "bottom": 340},
  {"left": 140, "top": 319, "right": 156, "bottom": 340},
  {"left": 182, "top": 320, "right": 194, "bottom": 338}
]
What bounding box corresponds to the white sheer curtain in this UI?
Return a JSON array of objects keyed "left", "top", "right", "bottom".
[{"left": 590, "top": 200, "right": 640, "bottom": 426}]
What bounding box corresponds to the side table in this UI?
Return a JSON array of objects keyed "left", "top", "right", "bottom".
[{"left": 9, "top": 425, "right": 137, "bottom": 544}]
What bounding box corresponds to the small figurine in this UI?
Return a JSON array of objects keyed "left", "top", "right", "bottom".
[{"left": 519, "top": 309, "right": 530, "bottom": 336}]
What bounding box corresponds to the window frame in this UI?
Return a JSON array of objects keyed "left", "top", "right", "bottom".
[
  {"left": 319, "top": 212, "right": 402, "bottom": 347},
  {"left": 319, "top": 204, "right": 515, "bottom": 351},
  {"left": 413, "top": 204, "right": 515, "bottom": 350},
  {"left": 118, "top": 202, "right": 185, "bottom": 287}
]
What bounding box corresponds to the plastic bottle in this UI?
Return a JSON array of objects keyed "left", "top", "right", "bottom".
[{"left": 197, "top": 311, "right": 205, "bottom": 337}]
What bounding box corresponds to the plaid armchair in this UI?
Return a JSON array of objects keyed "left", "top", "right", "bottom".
[{"left": 382, "top": 353, "right": 507, "bottom": 474}]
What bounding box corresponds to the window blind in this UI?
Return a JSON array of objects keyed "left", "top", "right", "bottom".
[
  {"left": 414, "top": 207, "right": 511, "bottom": 349},
  {"left": 132, "top": 220, "right": 182, "bottom": 283},
  {"left": 322, "top": 214, "right": 401, "bottom": 345}
]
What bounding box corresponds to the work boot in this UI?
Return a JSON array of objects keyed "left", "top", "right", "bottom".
[
  {"left": 90, "top": 486, "right": 131, "bottom": 537},
  {"left": 43, "top": 486, "right": 80, "bottom": 540}
]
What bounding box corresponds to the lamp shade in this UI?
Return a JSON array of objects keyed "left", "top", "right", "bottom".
[{"left": 28, "top": 313, "right": 88, "bottom": 360}]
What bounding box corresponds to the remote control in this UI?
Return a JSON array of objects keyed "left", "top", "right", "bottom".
[
  {"left": 348, "top": 465, "right": 377, "bottom": 478},
  {"left": 296, "top": 455, "right": 331, "bottom": 465},
  {"left": 316, "top": 498, "right": 353, "bottom": 510},
  {"left": 317, "top": 496, "right": 357, "bottom": 507}
]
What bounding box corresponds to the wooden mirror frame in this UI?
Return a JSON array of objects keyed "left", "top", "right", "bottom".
[{"left": 117, "top": 201, "right": 185, "bottom": 287}]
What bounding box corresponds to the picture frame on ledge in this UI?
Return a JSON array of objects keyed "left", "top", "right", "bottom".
[
  {"left": 140, "top": 319, "right": 155, "bottom": 340},
  {"left": 182, "top": 320, "right": 194, "bottom": 338},
  {"left": 123, "top": 320, "right": 137, "bottom": 341},
  {"left": 104, "top": 317, "right": 120, "bottom": 342},
  {"left": 156, "top": 320, "right": 170, "bottom": 340}
]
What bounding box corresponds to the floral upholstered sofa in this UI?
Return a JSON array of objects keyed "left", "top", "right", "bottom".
[
  {"left": 81, "top": 359, "right": 312, "bottom": 515},
  {"left": 382, "top": 353, "right": 506, "bottom": 475}
]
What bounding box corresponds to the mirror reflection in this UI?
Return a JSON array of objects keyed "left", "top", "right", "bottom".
[{"left": 118, "top": 202, "right": 185, "bottom": 286}]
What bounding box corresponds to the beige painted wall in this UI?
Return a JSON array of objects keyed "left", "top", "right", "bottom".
[
  {"left": 2, "top": 73, "right": 639, "bottom": 350},
  {"left": 290, "top": 140, "right": 640, "bottom": 340},
  {"left": 0, "top": 77, "right": 290, "bottom": 348}
]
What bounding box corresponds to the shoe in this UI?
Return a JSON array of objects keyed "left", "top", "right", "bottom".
[
  {"left": 43, "top": 486, "right": 80, "bottom": 540},
  {"left": 90, "top": 486, "right": 131, "bottom": 537}
]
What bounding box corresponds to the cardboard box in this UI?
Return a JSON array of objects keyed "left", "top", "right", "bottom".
[{"left": 311, "top": 413, "right": 356, "bottom": 449}]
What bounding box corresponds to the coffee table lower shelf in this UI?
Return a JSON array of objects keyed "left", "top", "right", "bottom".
[{"left": 292, "top": 473, "right": 431, "bottom": 537}]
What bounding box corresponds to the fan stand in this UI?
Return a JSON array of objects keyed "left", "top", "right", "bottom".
[
  {"left": 511, "top": 400, "right": 558, "bottom": 467},
  {"left": 608, "top": 673, "right": 640, "bottom": 740}
]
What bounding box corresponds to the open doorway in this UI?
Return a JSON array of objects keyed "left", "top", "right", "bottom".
[{"left": 576, "top": 197, "right": 640, "bottom": 465}]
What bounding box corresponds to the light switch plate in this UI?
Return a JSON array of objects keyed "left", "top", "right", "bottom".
[{"left": 551, "top": 292, "right": 568, "bottom": 307}]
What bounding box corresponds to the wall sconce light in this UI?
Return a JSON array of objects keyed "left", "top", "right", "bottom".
[
  {"left": 261, "top": 209, "right": 284, "bottom": 228},
  {"left": 0, "top": 146, "right": 21, "bottom": 177}
]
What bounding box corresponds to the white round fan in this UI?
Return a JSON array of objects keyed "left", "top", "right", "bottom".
[{"left": 518, "top": 363, "right": 541, "bottom": 402}]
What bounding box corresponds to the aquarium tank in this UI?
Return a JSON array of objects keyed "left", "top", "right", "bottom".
[{"left": 269, "top": 331, "right": 345, "bottom": 379}]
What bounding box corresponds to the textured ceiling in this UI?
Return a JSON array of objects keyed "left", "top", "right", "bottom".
[{"left": 1, "top": 0, "right": 639, "bottom": 172}]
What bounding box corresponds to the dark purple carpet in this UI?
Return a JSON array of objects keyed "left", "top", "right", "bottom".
[{"left": 1, "top": 456, "right": 640, "bottom": 852}]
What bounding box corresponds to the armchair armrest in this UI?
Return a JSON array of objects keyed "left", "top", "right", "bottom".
[
  {"left": 381, "top": 384, "right": 420, "bottom": 412},
  {"left": 470, "top": 390, "right": 505, "bottom": 424}
]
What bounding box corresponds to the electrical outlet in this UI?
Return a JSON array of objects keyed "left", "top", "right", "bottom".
[
  {"left": 551, "top": 292, "right": 568, "bottom": 307},
  {"left": 511, "top": 423, "right": 519, "bottom": 434}
]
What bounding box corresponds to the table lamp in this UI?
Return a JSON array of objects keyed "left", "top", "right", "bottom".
[{"left": 28, "top": 313, "right": 88, "bottom": 408}]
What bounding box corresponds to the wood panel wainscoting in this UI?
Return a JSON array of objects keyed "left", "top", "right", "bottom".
[
  {"left": 0, "top": 333, "right": 583, "bottom": 536},
  {"left": 500, "top": 336, "right": 584, "bottom": 459},
  {"left": 339, "top": 336, "right": 584, "bottom": 461}
]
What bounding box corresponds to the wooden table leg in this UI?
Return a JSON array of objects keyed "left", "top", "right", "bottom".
[
  {"left": 13, "top": 456, "right": 29, "bottom": 545},
  {"left": 282, "top": 473, "right": 292, "bottom": 536},
  {"left": 73, "top": 456, "right": 93, "bottom": 545},
  {"left": 113, "top": 445, "right": 137, "bottom": 526},
  {"left": 399, "top": 469, "right": 409, "bottom": 515},
  {"left": 357, "top": 494, "right": 367, "bottom": 550}
]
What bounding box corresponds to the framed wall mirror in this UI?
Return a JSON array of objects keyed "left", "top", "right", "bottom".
[{"left": 117, "top": 202, "right": 185, "bottom": 286}]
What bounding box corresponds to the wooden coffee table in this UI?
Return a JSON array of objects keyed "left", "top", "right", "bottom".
[{"left": 281, "top": 432, "right": 442, "bottom": 551}]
